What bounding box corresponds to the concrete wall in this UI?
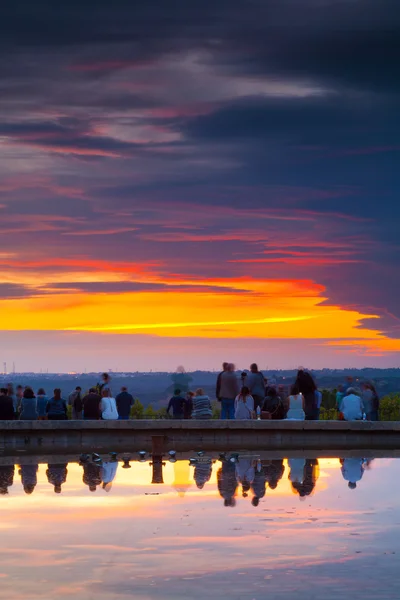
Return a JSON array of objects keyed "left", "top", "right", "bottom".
[{"left": 0, "top": 420, "right": 399, "bottom": 454}]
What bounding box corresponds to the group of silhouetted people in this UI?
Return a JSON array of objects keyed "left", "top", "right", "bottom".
[
  {"left": 0, "top": 373, "right": 136, "bottom": 421},
  {"left": 0, "top": 454, "right": 372, "bottom": 497}
]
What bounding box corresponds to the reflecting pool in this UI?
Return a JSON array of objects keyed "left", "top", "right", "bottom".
[{"left": 0, "top": 452, "right": 399, "bottom": 599}]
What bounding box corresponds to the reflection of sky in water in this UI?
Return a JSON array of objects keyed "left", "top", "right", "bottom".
[{"left": 0, "top": 457, "right": 399, "bottom": 599}]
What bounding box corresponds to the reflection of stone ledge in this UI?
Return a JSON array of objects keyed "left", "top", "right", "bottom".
[{"left": 0, "top": 419, "right": 399, "bottom": 454}]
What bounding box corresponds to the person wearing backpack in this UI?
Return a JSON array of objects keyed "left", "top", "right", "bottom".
[
  {"left": 46, "top": 389, "right": 68, "bottom": 420},
  {"left": 69, "top": 386, "right": 83, "bottom": 419}
]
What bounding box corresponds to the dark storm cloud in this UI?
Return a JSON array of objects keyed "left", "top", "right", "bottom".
[{"left": 0, "top": 0, "right": 399, "bottom": 346}]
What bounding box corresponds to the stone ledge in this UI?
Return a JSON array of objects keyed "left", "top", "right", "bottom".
[{"left": 0, "top": 420, "right": 399, "bottom": 431}]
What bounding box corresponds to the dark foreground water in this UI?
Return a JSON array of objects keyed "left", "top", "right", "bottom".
[{"left": 0, "top": 453, "right": 399, "bottom": 599}]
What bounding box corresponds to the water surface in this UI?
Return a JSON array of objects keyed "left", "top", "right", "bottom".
[{"left": 0, "top": 453, "right": 398, "bottom": 599}]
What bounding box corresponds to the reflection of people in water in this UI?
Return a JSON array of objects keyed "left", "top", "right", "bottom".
[
  {"left": 19, "top": 464, "right": 39, "bottom": 495},
  {"left": 264, "top": 460, "right": 285, "bottom": 490},
  {"left": 194, "top": 461, "right": 212, "bottom": 489},
  {"left": 101, "top": 460, "right": 118, "bottom": 492},
  {"left": 217, "top": 460, "right": 238, "bottom": 507},
  {"left": 291, "top": 459, "right": 319, "bottom": 498},
  {"left": 0, "top": 465, "right": 15, "bottom": 495},
  {"left": 46, "top": 463, "right": 68, "bottom": 493},
  {"left": 169, "top": 366, "right": 193, "bottom": 395},
  {"left": 82, "top": 462, "right": 102, "bottom": 492},
  {"left": 251, "top": 466, "right": 267, "bottom": 506},
  {"left": 235, "top": 458, "right": 255, "bottom": 498},
  {"left": 340, "top": 458, "right": 364, "bottom": 489},
  {"left": 288, "top": 458, "right": 306, "bottom": 485}
]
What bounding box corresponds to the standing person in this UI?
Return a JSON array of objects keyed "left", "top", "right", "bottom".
[
  {"left": 100, "top": 389, "right": 119, "bottom": 420},
  {"left": 341, "top": 388, "right": 365, "bottom": 421},
  {"left": 0, "top": 388, "right": 15, "bottom": 420},
  {"left": 245, "top": 364, "right": 266, "bottom": 411},
  {"left": 295, "top": 370, "right": 318, "bottom": 420},
  {"left": 82, "top": 388, "right": 102, "bottom": 420},
  {"left": 36, "top": 388, "right": 49, "bottom": 420},
  {"left": 46, "top": 389, "right": 68, "bottom": 420},
  {"left": 69, "top": 386, "right": 83, "bottom": 420},
  {"left": 362, "top": 382, "right": 380, "bottom": 421},
  {"left": 167, "top": 389, "right": 185, "bottom": 419},
  {"left": 192, "top": 388, "right": 212, "bottom": 420},
  {"left": 116, "top": 386, "right": 134, "bottom": 420},
  {"left": 219, "top": 363, "right": 239, "bottom": 420},
  {"left": 46, "top": 463, "right": 68, "bottom": 493},
  {"left": 19, "top": 388, "right": 38, "bottom": 420},
  {"left": 7, "top": 384, "right": 17, "bottom": 413},
  {"left": 216, "top": 362, "right": 229, "bottom": 401},
  {"left": 286, "top": 384, "right": 305, "bottom": 420},
  {"left": 234, "top": 386, "right": 254, "bottom": 420}
]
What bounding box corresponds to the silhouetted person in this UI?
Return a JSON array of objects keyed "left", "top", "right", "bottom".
[
  {"left": 46, "top": 388, "right": 68, "bottom": 420},
  {"left": 194, "top": 461, "right": 212, "bottom": 489},
  {"left": 19, "top": 388, "right": 38, "bottom": 420},
  {"left": 184, "top": 391, "right": 194, "bottom": 419},
  {"left": 116, "top": 387, "right": 134, "bottom": 420},
  {"left": 7, "top": 383, "right": 17, "bottom": 412},
  {"left": 0, "top": 465, "right": 15, "bottom": 495},
  {"left": 341, "top": 388, "right": 364, "bottom": 421},
  {"left": 192, "top": 388, "right": 213, "bottom": 420},
  {"left": 0, "top": 388, "right": 15, "bottom": 420},
  {"left": 295, "top": 370, "right": 318, "bottom": 420},
  {"left": 341, "top": 458, "right": 364, "bottom": 489},
  {"left": 251, "top": 466, "right": 267, "bottom": 506},
  {"left": 82, "top": 462, "right": 102, "bottom": 492},
  {"left": 219, "top": 363, "right": 239, "bottom": 420},
  {"left": 235, "top": 457, "right": 255, "bottom": 497},
  {"left": 245, "top": 364, "right": 266, "bottom": 411},
  {"left": 262, "top": 387, "right": 285, "bottom": 419},
  {"left": 19, "top": 464, "right": 39, "bottom": 495},
  {"left": 362, "top": 382, "right": 380, "bottom": 421},
  {"left": 264, "top": 459, "right": 285, "bottom": 490},
  {"left": 82, "top": 388, "right": 102, "bottom": 420},
  {"left": 217, "top": 459, "right": 238, "bottom": 507},
  {"left": 291, "top": 459, "right": 319, "bottom": 498},
  {"left": 216, "top": 362, "right": 229, "bottom": 402},
  {"left": 167, "top": 389, "right": 185, "bottom": 419},
  {"left": 36, "top": 388, "right": 49, "bottom": 420},
  {"left": 69, "top": 386, "right": 83, "bottom": 420},
  {"left": 15, "top": 385, "right": 23, "bottom": 415},
  {"left": 46, "top": 463, "right": 68, "bottom": 493},
  {"left": 101, "top": 459, "right": 118, "bottom": 492}
]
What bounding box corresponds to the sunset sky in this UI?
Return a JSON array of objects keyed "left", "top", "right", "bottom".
[{"left": 1, "top": 0, "right": 399, "bottom": 371}]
